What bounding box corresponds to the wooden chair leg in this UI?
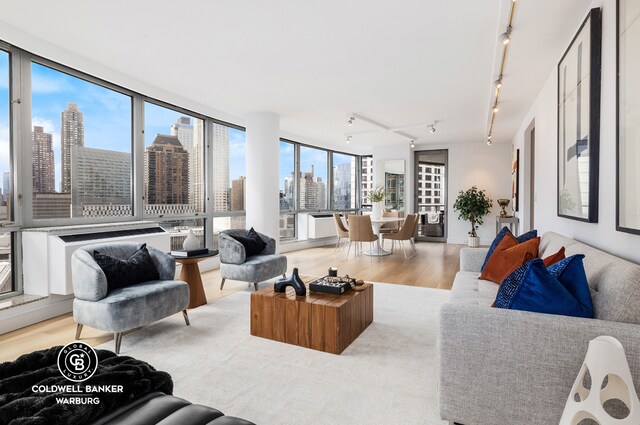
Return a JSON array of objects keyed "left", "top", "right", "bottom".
[
  {"left": 220, "top": 278, "right": 226, "bottom": 290},
  {"left": 182, "top": 310, "right": 190, "bottom": 326},
  {"left": 75, "top": 324, "right": 83, "bottom": 340}
]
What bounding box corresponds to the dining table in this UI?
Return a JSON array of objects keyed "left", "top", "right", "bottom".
[{"left": 364, "top": 216, "right": 405, "bottom": 257}]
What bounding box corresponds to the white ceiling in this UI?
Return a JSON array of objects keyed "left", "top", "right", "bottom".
[{"left": 0, "top": 0, "right": 588, "bottom": 151}]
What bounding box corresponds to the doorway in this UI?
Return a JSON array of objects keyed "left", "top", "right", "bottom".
[{"left": 414, "top": 149, "right": 448, "bottom": 242}]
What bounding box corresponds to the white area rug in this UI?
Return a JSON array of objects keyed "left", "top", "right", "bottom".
[{"left": 101, "top": 283, "right": 449, "bottom": 425}]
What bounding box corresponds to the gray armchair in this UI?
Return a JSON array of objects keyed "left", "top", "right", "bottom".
[
  {"left": 218, "top": 229, "right": 287, "bottom": 291},
  {"left": 71, "top": 242, "right": 190, "bottom": 354}
]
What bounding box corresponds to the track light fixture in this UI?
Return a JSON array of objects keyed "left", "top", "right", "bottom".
[
  {"left": 499, "top": 26, "right": 512, "bottom": 46},
  {"left": 347, "top": 116, "right": 354, "bottom": 126},
  {"left": 494, "top": 75, "right": 503, "bottom": 89},
  {"left": 492, "top": 103, "right": 499, "bottom": 113},
  {"left": 410, "top": 140, "right": 415, "bottom": 148},
  {"left": 427, "top": 124, "right": 436, "bottom": 134},
  {"left": 346, "top": 136, "right": 352, "bottom": 144}
]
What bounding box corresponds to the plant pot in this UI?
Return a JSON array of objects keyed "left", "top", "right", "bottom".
[
  {"left": 371, "top": 201, "right": 384, "bottom": 220},
  {"left": 468, "top": 236, "right": 480, "bottom": 248}
]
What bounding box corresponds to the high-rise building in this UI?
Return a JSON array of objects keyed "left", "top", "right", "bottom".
[
  {"left": 71, "top": 146, "right": 131, "bottom": 218},
  {"left": 212, "top": 124, "right": 230, "bottom": 211},
  {"left": 231, "top": 176, "right": 245, "bottom": 211},
  {"left": 191, "top": 119, "right": 205, "bottom": 212},
  {"left": 333, "top": 162, "right": 355, "bottom": 209},
  {"left": 171, "top": 117, "right": 199, "bottom": 209},
  {"left": 417, "top": 162, "right": 445, "bottom": 209},
  {"left": 33, "top": 193, "right": 72, "bottom": 219},
  {"left": 361, "top": 157, "right": 373, "bottom": 205},
  {"left": 145, "top": 134, "right": 189, "bottom": 206},
  {"left": 281, "top": 175, "right": 294, "bottom": 210},
  {"left": 61, "top": 103, "right": 84, "bottom": 193},
  {"left": 298, "top": 165, "right": 326, "bottom": 210},
  {"left": 2, "top": 172, "right": 10, "bottom": 205},
  {"left": 32, "top": 126, "right": 55, "bottom": 194}
]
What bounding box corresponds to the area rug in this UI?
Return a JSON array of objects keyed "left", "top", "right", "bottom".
[{"left": 100, "top": 283, "right": 450, "bottom": 425}]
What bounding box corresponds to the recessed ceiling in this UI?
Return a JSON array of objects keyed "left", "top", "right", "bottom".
[{"left": 0, "top": 0, "right": 588, "bottom": 151}]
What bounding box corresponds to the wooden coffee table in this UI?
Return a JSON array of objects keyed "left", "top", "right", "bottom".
[{"left": 250, "top": 280, "right": 373, "bottom": 354}]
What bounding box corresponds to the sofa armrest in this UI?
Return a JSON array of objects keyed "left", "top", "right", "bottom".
[
  {"left": 438, "top": 303, "right": 640, "bottom": 425},
  {"left": 257, "top": 232, "right": 277, "bottom": 255},
  {"left": 459, "top": 247, "right": 488, "bottom": 272},
  {"left": 71, "top": 250, "right": 108, "bottom": 301},
  {"left": 146, "top": 245, "right": 176, "bottom": 280},
  {"left": 219, "top": 233, "right": 246, "bottom": 264}
]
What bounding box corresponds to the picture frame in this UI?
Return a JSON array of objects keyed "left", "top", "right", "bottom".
[
  {"left": 511, "top": 149, "right": 519, "bottom": 212},
  {"left": 616, "top": 0, "right": 640, "bottom": 234},
  {"left": 557, "top": 8, "right": 602, "bottom": 223}
]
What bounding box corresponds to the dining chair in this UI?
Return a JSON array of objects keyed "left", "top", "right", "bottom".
[
  {"left": 382, "top": 214, "right": 418, "bottom": 259},
  {"left": 346, "top": 215, "right": 377, "bottom": 260},
  {"left": 333, "top": 213, "right": 350, "bottom": 253},
  {"left": 379, "top": 211, "right": 399, "bottom": 234}
]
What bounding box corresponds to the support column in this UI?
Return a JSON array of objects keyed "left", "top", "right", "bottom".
[{"left": 245, "top": 112, "right": 280, "bottom": 247}]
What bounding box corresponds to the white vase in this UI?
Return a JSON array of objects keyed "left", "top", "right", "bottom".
[
  {"left": 560, "top": 336, "right": 640, "bottom": 425},
  {"left": 371, "top": 201, "right": 384, "bottom": 220},
  {"left": 468, "top": 236, "right": 480, "bottom": 248},
  {"left": 182, "top": 229, "right": 200, "bottom": 251}
]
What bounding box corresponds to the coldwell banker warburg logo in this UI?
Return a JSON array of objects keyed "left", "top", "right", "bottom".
[
  {"left": 31, "top": 342, "right": 124, "bottom": 405},
  {"left": 57, "top": 341, "right": 99, "bottom": 382}
]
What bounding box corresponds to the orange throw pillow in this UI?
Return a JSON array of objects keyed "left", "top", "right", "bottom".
[
  {"left": 542, "top": 247, "right": 565, "bottom": 267},
  {"left": 479, "top": 234, "right": 540, "bottom": 284}
]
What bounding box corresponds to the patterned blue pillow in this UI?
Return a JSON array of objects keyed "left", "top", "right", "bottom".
[
  {"left": 481, "top": 227, "right": 538, "bottom": 272},
  {"left": 494, "top": 255, "right": 593, "bottom": 318}
]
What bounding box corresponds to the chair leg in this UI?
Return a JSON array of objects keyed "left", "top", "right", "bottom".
[
  {"left": 334, "top": 237, "right": 341, "bottom": 253},
  {"left": 75, "top": 324, "right": 83, "bottom": 340},
  {"left": 401, "top": 241, "right": 408, "bottom": 260},
  {"left": 411, "top": 239, "right": 417, "bottom": 255},
  {"left": 346, "top": 241, "right": 352, "bottom": 259},
  {"left": 282, "top": 272, "right": 286, "bottom": 278},
  {"left": 253, "top": 282, "right": 259, "bottom": 291},
  {"left": 182, "top": 310, "right": 190, "bottom": 326},
  {"left": 370, "top": 242, "right": 373, "bottom": 263},
  {"left": 114, "top": 332, "right": 123, "bottom": 354},
  {"left": 220, "top": 278, "right": 226, "bottom": 290}
]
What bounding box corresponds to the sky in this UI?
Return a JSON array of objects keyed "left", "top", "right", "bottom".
[{"left": 3, "top": 60, "right": 246, "bottom": 193}]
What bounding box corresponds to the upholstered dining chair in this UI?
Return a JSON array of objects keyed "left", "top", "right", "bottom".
[
  {"left": 383, "top": 214, "right": 418, "bottom": 259},
  {"left": 333, "top": 213, "right": 350, "bottom": 252},
  {"left": 379, "top": 211, "right": 399, "bottom": 234},
  {"left": 346, "top": 215, "right": 377, "bottom": 260}
]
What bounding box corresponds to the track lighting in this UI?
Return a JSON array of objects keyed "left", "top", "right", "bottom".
[
  {"left": 492, "top": 103, "right": 499, "bottom": 113},
  {"left": 346, "top": 136, "right": 352, "bottom": 144},
  {"left": 499, "top": 26, "right": 512, "bottom": 46},
  {"left": 347, "top": 117, "right": 354, "bottom": 126},
  {"left": 487, "top": 134, "right": 492, "bottom": 145},
  {"left": 410, "top": 140, "right": 415, "bottom": 148},
  {"left": 494, "top": 76, "right": 503, "bottom": 89},
  {"left": 427, "top": 124, "right": 436, "bottom": 134}
]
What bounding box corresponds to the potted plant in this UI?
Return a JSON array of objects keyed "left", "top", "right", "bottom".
[
  {"left": 453, "top": 186, "right": 493, "bottom": 247},
  {"left": 366, "top": 186, "right": 385, "bottom": 220}
]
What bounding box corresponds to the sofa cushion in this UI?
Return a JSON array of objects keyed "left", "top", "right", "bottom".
[
  {"left": 481, "top": 227, "right": 538, "bottom": 271},
  {"left": 450, "top": 271, "right": 498, "bottom": 307},
  {"left": 542, "top": 246, "right": 565, "bottom": 267},
  {"left": 73, "top": 280, "right": 189, "bottom": 332},
  {"left": 230, "top": 227, "right": 267, "bottom": 257},
  {"left": 494, "top": 255, "right": 594, "bottom": 318},
  {"left": 94, "top": 243, "right": 160, "bottom": 291},
  {"left": 479, "top": 234, "right": 540, "bottom": 284}
]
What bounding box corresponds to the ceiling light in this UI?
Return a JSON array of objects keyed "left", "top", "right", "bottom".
[
  {"left": 347, "top": 117, "right": 354, "bottom": 126},
  {"left": 487, "top": 134, "right": 493, "bottom": 145},
  {"left": 346, "top": 136, "right": 352, "bottom": 144},
  {"left": 494, "top": 76, "right": 503, "bottom": 89},
  {"left": 410, "top": 140, "right": 415, "bottom": 148},
  {"left": 499, "top": 27, "right": 512, "bottom": 46},
  {"left": 428, "top": 124, "right": 436, "bottom": 134},
  {"left": 492, "top": 103, "right": 499, "bottom": 113}
]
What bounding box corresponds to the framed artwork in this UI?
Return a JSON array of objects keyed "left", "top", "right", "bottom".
[
  {"left": 617, "top": 0, "right": 640, "bottom": 234},
  {"left": 557, "top": 8, "right": 602, "bottom": 222},
  {"left": 511, "top": 149, "right": 519, "bottom": 212}
]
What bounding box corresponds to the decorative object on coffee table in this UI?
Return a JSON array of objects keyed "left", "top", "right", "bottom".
[
  {"left": 560, "top": 336, "right": 640, "bottom": 425},
  {"left": 351, "top": 279, "right": 368, "bottom": 291},
  {"left": 309, "top": 275, "right": 354, "bottom": 295},
  {"left": 251, "top": 278, "right": 373, "bottom": 355},
  {"left": 274, "top": 267, "right": 306, "bottom": 297},
  {"left": 453, "top": 186, "right": 493, "bottom": 247},
  {"left": 182, "top": 229, "right": 200, "bottom": 251},
  {"left": 497, "top": 199, "right": 511, "bottom": 218}
]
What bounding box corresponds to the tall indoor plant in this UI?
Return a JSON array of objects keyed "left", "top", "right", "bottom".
[
  {"left": 366, "top": 186, "right": 385, "bottom": 220},
  {"left": 453, "top": 186, "right": 493, "bottom": 247}
]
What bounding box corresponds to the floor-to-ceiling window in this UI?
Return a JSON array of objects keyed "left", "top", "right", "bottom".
[
  {"left": 279, "top": 140, "right": 296, "bottom": 239},
  {"left": 299, "top": 145, "right": 328, "bottom": 210},
  {"left": 332, "top": 152, "right": 357, "bottom": 210},
  {"left": 360, "top": 156, "right": 373, "bottom": 209},
  {"left": 0, "top": 48, "right": 13, "bottom": 296}
]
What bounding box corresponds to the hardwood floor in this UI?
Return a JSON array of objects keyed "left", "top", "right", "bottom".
[{"left": 0, "top": 241, "right": 461, "bottom": 362}]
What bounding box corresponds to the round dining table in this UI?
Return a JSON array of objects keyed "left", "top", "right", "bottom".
[{"left": 364, "top": 217, "right": 405, "bottom": 256}]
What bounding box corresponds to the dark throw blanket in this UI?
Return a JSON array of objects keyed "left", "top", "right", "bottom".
[{"left": 0, "top": 346, "right": 173, "bottom": 425}]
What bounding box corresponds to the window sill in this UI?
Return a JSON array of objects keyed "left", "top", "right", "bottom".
[{"left": 0, "top": 294, "right": 48, "bottom": 311}]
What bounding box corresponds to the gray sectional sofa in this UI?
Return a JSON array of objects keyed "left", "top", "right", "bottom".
[{"left": 439, "top": 232, "right": 640, "bottom": 425}]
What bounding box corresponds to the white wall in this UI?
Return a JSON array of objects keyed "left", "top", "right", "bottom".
[
  {"left": 374, "top": 142, "right": 512, "bottom": 245},
  {"left": 512, "top": 0, "right": 640, "bottom": 264}
]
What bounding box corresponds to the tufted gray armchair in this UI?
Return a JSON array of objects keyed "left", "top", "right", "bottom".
[
  {"left": 218, "top": 229, "right": 287, "bottom": 291},
  {"left": 71, "top": 242, "right": 190, "bottom": 354}
]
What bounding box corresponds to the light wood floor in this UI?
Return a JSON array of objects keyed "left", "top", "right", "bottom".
[{"left": 0, "top": 241, "right": 461, "bottom": 362}]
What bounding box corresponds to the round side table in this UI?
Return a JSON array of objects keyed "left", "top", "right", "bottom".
[{"left": 172, "top": 250, "right": 218, "bottom": 309}]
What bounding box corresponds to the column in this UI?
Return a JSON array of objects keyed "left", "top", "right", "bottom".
[{"left": 245, "top": 112, "right": 280, "bottom": 247}]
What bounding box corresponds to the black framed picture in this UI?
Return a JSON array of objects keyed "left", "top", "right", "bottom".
[
  {"left": 617, "top": 0, "right": 640, "bottom": 234},
  {"left": 557, "top": 8, "right": 602, "bottom": 222}
]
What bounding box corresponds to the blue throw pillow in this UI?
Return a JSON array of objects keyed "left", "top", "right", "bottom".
[
  {"left": 494, "top": 255, "right": 593, "bottom": 318},
  {"left": 481, "top": 227, "right": 538, "bottom": 272}
]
